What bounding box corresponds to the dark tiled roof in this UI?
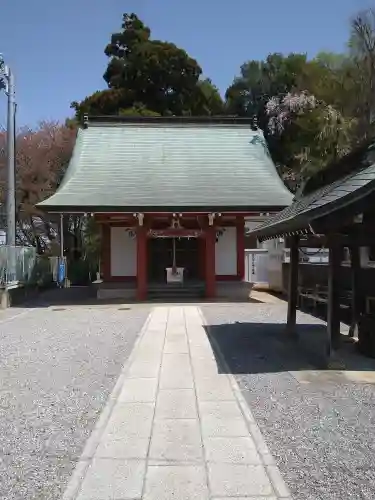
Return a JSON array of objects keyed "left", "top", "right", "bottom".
[{"left": 250, "top": 162, "right": 375, "bottom": 240}]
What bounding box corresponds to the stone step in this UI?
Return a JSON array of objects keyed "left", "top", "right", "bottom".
[{"left": 147, "top": 283, "right": 205, "bottom": 300}]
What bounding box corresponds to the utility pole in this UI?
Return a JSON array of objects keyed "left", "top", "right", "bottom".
[{"left": 0, "top": 55, "right": 16, "bottom": 248}]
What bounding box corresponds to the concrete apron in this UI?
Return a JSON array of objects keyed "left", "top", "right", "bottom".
[
  {"left": 63, "top": 306, "right": 291, "bottom": 500},
  {"left": 0, "top": 284, "right": 33, "bottom": 309}
]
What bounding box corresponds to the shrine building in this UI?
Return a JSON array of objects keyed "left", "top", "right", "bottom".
[{"left": 38, "top": 116, "right": 293, "bottom": 300}]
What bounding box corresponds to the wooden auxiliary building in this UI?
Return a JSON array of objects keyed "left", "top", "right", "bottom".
[{"left": 250, "top": 141, "right": 375, "bottom": 362}]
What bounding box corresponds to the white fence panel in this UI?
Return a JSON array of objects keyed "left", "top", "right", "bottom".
[{"left": 244, "top": 249, "right": 269, "bottom": 284}]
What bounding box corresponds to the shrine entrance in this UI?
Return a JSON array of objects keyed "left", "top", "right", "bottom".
[{"left": 148, "top": 236, "right": 201, "bottom": 284}]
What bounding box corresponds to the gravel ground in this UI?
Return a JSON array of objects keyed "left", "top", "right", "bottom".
[
  {"left": 0, "top": 301, "right": 150, "bottom": 500},
  {"left": 202, "top": 303, "right": 375, "bottom": 500}
]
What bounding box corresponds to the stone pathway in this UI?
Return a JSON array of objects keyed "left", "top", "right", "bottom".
[{"left": 64, "top": 306, "right": 291, "bottom": 500}]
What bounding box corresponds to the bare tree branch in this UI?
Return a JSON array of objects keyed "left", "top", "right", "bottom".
[{"left": 0, "top": 122, "right": 75, "bottom": 252}]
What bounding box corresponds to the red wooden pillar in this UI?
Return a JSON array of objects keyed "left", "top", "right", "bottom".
[
  {"left": 236, "top": 217, "right": 245, "bottom": 280},
  {"left": 136, "top": 226, "right": 147, "bottom": 301},
  {"left": 205, "top": 225, "right": 216, "bottom": 298},
  {"left": 198, "top": 237, "right": 206, "bottom": 280}
]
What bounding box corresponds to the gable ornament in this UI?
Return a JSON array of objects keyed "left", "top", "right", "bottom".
[
  {"left": 133, "top": 213, "right": 144, "bottom": 226},
  {"left": 208, "top": 213, "right": 216, "bottom": 226}
]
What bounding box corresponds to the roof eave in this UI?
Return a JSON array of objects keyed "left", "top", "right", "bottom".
[
  {"left": 253, "top": 216, "right": 311, "bottom": 242},
  {"left": 251, "top": 179, "right": 375, "bottom": 241},
  {"left": 37, "top": 203, "right": 290, "bottom": 214}
]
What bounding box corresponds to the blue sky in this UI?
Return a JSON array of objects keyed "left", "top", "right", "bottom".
[{"left": 0, "top": 0, "right": 372, "bottom": 126}]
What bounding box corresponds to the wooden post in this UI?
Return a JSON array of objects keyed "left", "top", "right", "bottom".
[
  {"left": 327, "top": 236, "right": 341, "bottom": 358},
  {"left": 286, "top": 234, "right": 299, "bottom": 337},
  {"left": 136, "top": 226, "right": 147, "bottom": 301},
  {"left": 198, "top": 237, "right": 205, "bottom": 280},
  {"left": 205, "top": 226, "right": 216, "bottom": 299},
  {"left": 236, "top": 218, "right": 245, "bottom": 280},
  {"left": 349, "top": 244, "right": 362, "bottom": 338}
]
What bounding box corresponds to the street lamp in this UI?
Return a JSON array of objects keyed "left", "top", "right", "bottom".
[{"left": 0, "top": 54, "right": 16, "bottom": 248}]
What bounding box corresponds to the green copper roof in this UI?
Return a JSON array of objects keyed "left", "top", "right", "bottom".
[{"left": 38, "top": 118, "right": 293, "bottom": 212}]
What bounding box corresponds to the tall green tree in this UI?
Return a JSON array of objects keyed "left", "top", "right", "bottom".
[
  {"left": 72, "top": 13, "right": 224, "bottom": 119},
  {"left": 226, "top": 50, "right": 361, "bottom": 182},
  {"left": 225, "top": 53, "right": 314, "bottom": 173},
  {"left": 225, "top": 53, "right": 309, "bottom": 117}
]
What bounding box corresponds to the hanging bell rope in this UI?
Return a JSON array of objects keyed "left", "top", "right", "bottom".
[{"left": 172, "top": 237, "right": 177, "bottom": 273}]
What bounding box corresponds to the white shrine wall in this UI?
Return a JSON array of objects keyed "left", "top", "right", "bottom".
[
  {"left": 110, "top": 227, "right": 137, "bottom": 277},
  {"left": 215, "top": 226, "right": 237, "bottom": 277}
]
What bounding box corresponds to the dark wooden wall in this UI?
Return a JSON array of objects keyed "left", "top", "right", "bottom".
[
  {"left": 282, "top": 263, "right": 375, "bottom": 297},
  {"left": 244, "top": 234, "right": 258, "bottom": 249}
]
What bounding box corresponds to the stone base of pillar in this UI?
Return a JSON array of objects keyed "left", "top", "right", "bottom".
[
  {"left": 0, "top": 289, "right": 10, "bottom": 309},
  {"left": 325, "top": 350, "right": 346, "bottom": 370}
]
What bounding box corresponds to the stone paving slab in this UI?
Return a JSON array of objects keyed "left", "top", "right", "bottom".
[
  {"left": 76, "top": 458, "right": 146, "bottom": 500},
  {"left": 144, "top": 465, "right": 208, "bottom": 500},
  {"left": 195, "top": 374, "right": 235, "bottom": 401},
  {"left": 163, "top": 332, "right": 189, "bottom": 353},
  {"left": 204, "top": 436, "right": 260, "bottom": 464},
  {"left": 199, "top": 400, "right": 244, "bottom": 419},
  {"left": 95, "top": 433, "right": 150, "bottom": 459},
  {"left": 159, "top": 353, "right": 194, "bottom": 389},
  {"left": 101, "top": 402, "right": 155, "bottom": 438},
  {"left": 211, "top": 497, "right": 280, "bottom": 500},
  {"left": 155, "top": 389, "right": 198, "bottom": 419},
  {"left": 201, "top": 414, "right": 250, "bottom": 438},
  {"left": 118, "top": 377, "right": 158, "bottom": 403},
  {"left": 149, "top": 418, "right": 203, "bottom": 463},
  {"left": 208, "top": 463, "right": 275, "bottom": 497},
  {"left": 127, "top": 359, "right": 161, "bottom": 378},
  {"left": 65, "top": 306, "right": 291, "bottom": 500}
]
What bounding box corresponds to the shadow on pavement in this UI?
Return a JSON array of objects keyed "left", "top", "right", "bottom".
[
  {"left": 10, "top": 286, "right": 264, "bottom": 308},
  {"left": 205, "top": 321, "right": 375, "bottom": 373},
  {"left": 10, "top": 286, "right": 128, "bottom": 308}
]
